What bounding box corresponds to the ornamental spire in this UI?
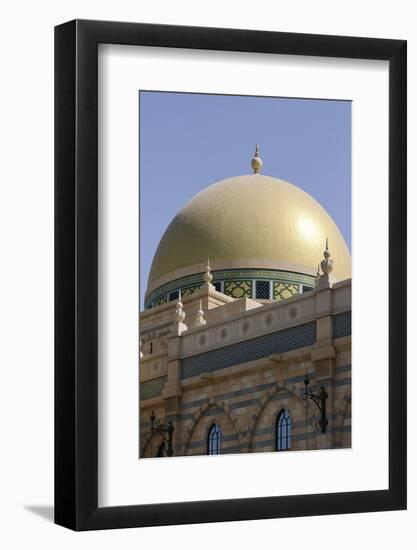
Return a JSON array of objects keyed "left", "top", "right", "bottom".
[
  {"left": 203, "top": 258, "right": 213, "bottom": 285},
  {"left": 320, "top": 238, "right": 334, "bottom": 275},
  {"left": 174, "top": 289, "right": 187, "bottom": 335},
  {"left": 251, "top": 144, "right": 263, "bottom": 174},
  {"left": 174, "top": 290, "right": 186, "bottom": 323},
  {"left": 195, "top": 299, "right": 207, "bottom": 328}
]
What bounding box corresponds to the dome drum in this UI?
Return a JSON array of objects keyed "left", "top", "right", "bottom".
[{"left": 144, "top": 268, "right": 316, "bottom": 309}]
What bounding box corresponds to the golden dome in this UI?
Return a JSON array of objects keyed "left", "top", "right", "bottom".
[{"left": 146, "top": 174, "right": 351, "bottom": 298}]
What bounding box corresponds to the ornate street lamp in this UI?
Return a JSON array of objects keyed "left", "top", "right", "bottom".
[
  {"left": 303, "top": 375, "right": 328, "bottom": 433},
  {"left": 150, "top": 411, "right": 174, "bottom": 457}
]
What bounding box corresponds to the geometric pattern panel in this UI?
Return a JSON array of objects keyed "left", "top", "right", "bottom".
[
  {"left": 302, "top": 285, "right": 314, "bottom": 293},
  {"left": 255, "top": 280, "right": 271, "bottom": 299},
  {"left": 154, "top": 295, "right": 167, "bottom": 306},
  {"left": 181, "top": 322, "right": 316, "bottom": 379},
  {"left": 140, "top": 376, "right": 167, "bottom": 400},
  {"left": 224, "top": 280, "right": 252, "bottom": 299},
  {"left": 145, "top": 269, "right": 315, "bottom": 309},
  {"left": 168, "top": 290, "right": 179, "bottom": 301},
  {"left": 273, "top": 282, "right": 299, "bottom": 300},
  {"left": 181, "top": 285, "right": 201, "bottom": 297},
  {"left": 332, "top": 311, "right": 351, "bottom": 338}
]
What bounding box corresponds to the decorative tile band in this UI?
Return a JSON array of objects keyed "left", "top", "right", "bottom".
[
  {"left": 140, "top": 375, "right": 167, "bottom": 401},
  {"left": 332, "top": 311, "right": 351, "bottom": 338},
  {"left": 181, "top": 322, "right": 316, "bottom": 379},
  {"left": 273, "top": 282, "right": 299, "bottom": 300},
  {"left": 224, "top": 280, "right": 252, "bottom": 298},
  {"left": 145, "top": 268, "right": 316, "bottom": 309}
]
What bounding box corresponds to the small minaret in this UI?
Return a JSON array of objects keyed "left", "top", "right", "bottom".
[
  {"left": 195, "top": 299, "right": 207, "bottom": 328},
  {"left": 251, "top": 144, "right": 263, "bottom": 174},
  {"left": 315, "top": 264, "right": 322, "bottom": 288},
  {"left": 316, "top": 238, "right": 335, "bottom": 289},
  {"left": 320, "top": 238, "right": 334, "bottom": 275},
  {"left": 202, "top": 258, "right": 214, "bottom": 290},
  {"left": 174, "top": 290, "right": 187, "bottom": 335}
]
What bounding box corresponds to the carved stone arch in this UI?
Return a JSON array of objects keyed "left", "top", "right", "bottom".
[
  {"left": 183, "top": 398, "right": 243, "bottom": 455},
  {"left": 141, "top": 430, "right": 165, "bottom": 458},
  {"left": 247, "top": 382, "right": 312, "bottom": 451}
]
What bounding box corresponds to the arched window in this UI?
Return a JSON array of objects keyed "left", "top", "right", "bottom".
[
  {"left": 276, "top": 409, "right": 292, "bottom": 451},
  {"left": 207, "top": 423, "right": 222, "bottom": 455}
]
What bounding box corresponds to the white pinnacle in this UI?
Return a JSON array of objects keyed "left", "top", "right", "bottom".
[
  {"left": 195, "top": 299, "right": 207, "bottom": 327},
  {"left": 174, "top": 290, "right": 186, "bottom": 323},
  {"left": 203, "top": 258, "right": 213, "bottom": 285}
]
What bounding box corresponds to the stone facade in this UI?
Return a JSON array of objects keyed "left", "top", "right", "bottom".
[{"left": 139, "top": 276, "right": 351, "bottom": 458}]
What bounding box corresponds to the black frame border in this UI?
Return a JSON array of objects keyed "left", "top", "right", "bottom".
[{"left": 55, "top": 19, "right": 407, "bottom": 531}]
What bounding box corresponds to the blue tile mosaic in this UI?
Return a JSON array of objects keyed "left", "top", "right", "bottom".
[
  {"left": 181, "top": 322, "right": 316, "bottom": 379},
  {"left": 140, "top": 376, "right": 167, "bottom": 400},
  {"left": 332, "top": 311, "right": 351, "bottom": 338}
]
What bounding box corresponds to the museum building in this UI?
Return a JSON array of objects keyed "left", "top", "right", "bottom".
[{"left": 139, "top": 148, "right": 352, "bottom": 457}]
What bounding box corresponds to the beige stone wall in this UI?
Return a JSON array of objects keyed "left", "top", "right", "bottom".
[
  {"left": 334, "top": 343, "right": 352, "bottom": 448},
  {"left": 140, "top": 346, "right": 351, "bottom": 457},
  {"left": 186, "top": 403, "right": 241, "bottom": 455},
  {"left": 141, "top": 401, "right": 165, "bottom": 458},
  {"left": 250, "top": 387, "right": 313, "bottom": 452},
  {"left": 139, "top": 278, "right": 352, "bottom": 458}
]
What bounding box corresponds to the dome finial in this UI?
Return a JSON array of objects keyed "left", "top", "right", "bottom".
[{"left": 251, "top": 144, "right": 263, "bottom": 174}]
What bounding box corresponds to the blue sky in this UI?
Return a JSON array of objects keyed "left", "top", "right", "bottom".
[{"left": 140, "top": 91, "right": 351, "bottom": 307}]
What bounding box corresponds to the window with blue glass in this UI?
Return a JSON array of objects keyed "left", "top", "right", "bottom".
[
  {"left": 207, "top": 423, "right": 222, "bottom": 455},
  {"left": 276, "top": 409, "right": 292, "bottom": 451},
  {"left": 169, "top": 290, "right": 179, "bottom": 301}
]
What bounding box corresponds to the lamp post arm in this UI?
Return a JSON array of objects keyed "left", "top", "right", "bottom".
[
  {"left": 304, "top": 385, "right": 329, "bottom": 434},
  {"left": 149, "top": 417, "right": 175, "bottom": 456},
  {"left": 304, "top": 391, "right": 322, "bottom": 410},
  {"left": 151, "top": 427, "right": 169, "bottom": 444}
]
